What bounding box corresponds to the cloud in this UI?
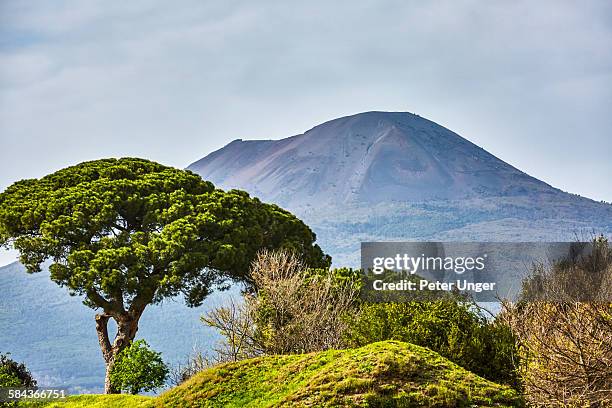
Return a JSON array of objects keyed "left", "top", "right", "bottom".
[{"left": 0, "top": 0, "right": 611, "bottom": 201}]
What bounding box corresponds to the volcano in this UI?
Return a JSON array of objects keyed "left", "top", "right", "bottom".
[
  {"left": 189, "top": 111, "right": 612, "bottom": 265},
  {"left": 189, "top": 111, "right": 558, "bottom": 208}
]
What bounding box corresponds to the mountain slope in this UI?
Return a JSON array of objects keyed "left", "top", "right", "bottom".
[
  {"left": 189, "top": 111, "right": 612, "bottom": 265},
  {"left": 189, "top": 111, "right": 558, "bottom": 207}
]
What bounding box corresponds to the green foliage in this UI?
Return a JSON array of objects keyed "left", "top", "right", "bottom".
[
  {"left": 304, "top": 266, "right": 362, "bottom": 289},
  {"left": 24, "top": 340, "right": 525, "bottom": 406},
  {"left": 109, "top": 340, "right": 168, "bottom": 395},
  {"left": 344, "top": 299, "right": 521, "bottom": 389},
  {"left": 155, "top": 340, "right": 522, "bottom": 407},
  {"left": 0, "top": 353, "right": 36, "bottom": 388},
  {"left": 0, "top": 158, "right": 329, "bottom": 312},
  {"left": 0, "top": 353, "right": 36, "bottom": 408},
  {"left": 40, "top": 394, "right": 151, "bottom": 408},
  {"left": 0, "top": 366, "right": 21, "bottom": 390}
]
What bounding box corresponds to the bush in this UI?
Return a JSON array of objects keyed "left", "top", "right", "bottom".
[
  {"left": 203, "top": 250, "right": 519, "bottom": 389},
  {"left": 169, "top": 349, "right": 216, "bottom": 386},
  {"left": 109, "top": 340, "right": 168, "bottom": 395},
  {"left": 249, "top": 250, "right": 359, "bottom": 354},
  {"left": 0, "top": 353, "right": 36, "bottom": 389},
  {"left": 344, "top": 298, "right": 520, "bottom": 388},
  {"left": 0, "top": 353, "right": 36, "bottom": 408},
  {"left": 203, "top": 250, "right": 359, "bottom": 359},
  {"left": 503, "top": 236, "right": 612, "bottom": 407}
]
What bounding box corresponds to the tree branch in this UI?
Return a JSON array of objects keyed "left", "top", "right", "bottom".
[
  {"left": 95, "top": 313, "right": 113, "bottom": 363},
  {"left": 87, "top": 288, "right": 123, "bottom": 314}
]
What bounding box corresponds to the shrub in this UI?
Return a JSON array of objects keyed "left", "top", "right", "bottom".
[
  {"left": 344, "top": 299, "right": 521, "bottom": 388},
  {"left": 201, "top": 296, "right": 262, "bottom": 362},
  {"left": 249, "top": 250, "right": 359, "bottom": 354},
  {"left": 503, "top": 237, "right": 612, "bottom": 407},
  {"left": 203, "top": 250, "right": 359, "bottom": 359},
  {"left": 0, "top": 353, "right": 36, "bottom": 389},
  {"left": 109, "top": 340, "right": 168, "bottom": 394},
  {"left": 169, "top": 349, "right": 217, "bottom": 385},
  {"left": 203, "top": 250, "right": 519, "bottom": 389},
  {"left": 0, "top": 353, "right": 36, "bottom": 408}
]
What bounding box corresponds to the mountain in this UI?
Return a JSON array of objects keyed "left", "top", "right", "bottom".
[
  {"left": 189, "top": 111, "right": 612, "bottom": 265},
  {"left": 189, "top": 111, "right": 557, "bottom": 207}
]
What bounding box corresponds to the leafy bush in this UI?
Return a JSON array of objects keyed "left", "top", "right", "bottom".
[
  {"left": 0, "top": 353, "right": 36, "bottom": 388},
  {"left": 109, "top": 340, "right": 168, "bottom": 395},
  {"left": 344, "top": 298, "right": 520, "bottom": 388},
  {"left": 0, "top": 353, "right": 36, "bottom": 408}
]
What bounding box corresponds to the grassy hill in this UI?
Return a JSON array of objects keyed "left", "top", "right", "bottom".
[{"left": 40, "top": 341, "right": 522, "bottom": 407}]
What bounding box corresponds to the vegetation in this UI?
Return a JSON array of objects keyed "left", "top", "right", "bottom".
[
  {"left": 40, "top": 395, "right": 151, "bottom": 408},
  {"left": 157, "top": 341, "right": 522, "bottom": 407},
  {"left": 38, "top": 341, "right": 521, "bottom": 407},
  {"left": 344, "top": 300, "right": 520, "bottom": 389},
  {"left": 109, "top": 340, "right": 168, "bottom": 395},
  {"left": 201, "top": 250, "right": 519, "bottom": 390},
  {"left": 1, "top": 353, "right": 36, "bottom": 408},
  {"left": 169, "top": 349, "right": 211, "bottom": 387},
  {"left": 0, "top": 158, "right": 329, "bottom": 393},
  {"left": 0, "top": 353, "right": 36, "bottom": 388},
  {"left": 503, "top": 237, "right": 612, "bottom": 407},
  {"left": 202, "top": 250, "right": 358, "bottom": 364},
  {"left": 2, "top": 159, "right": 607, "bottom": 406}
]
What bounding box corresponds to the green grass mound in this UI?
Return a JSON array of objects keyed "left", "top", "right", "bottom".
[
  {"left": 36, "top": 341, "right": 521, "bottom": 407},
  {"left": 157, "top": 340, "right": 521, "bottom": 407},
  {"left": 38, "top": 394, "right": 151, "bottom": 407}
]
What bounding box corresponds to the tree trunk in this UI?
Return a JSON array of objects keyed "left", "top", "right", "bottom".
[
  {"left": 103, "top": 357, "right": 117, "bottom": 394},
  {"left": 95, "top": 312, "right": 141, "bottom": 394}
]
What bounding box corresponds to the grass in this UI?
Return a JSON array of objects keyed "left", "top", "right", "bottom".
[
  {"left": 24, "top": 394, "right": 152, "bottom": 408},
  {"left": 32, "top": 341, "right": 522, "bottom": 407}
]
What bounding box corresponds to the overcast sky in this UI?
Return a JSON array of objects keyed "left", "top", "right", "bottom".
[{"left": 1, "top": 1, "right": 611, "bottom": 265}]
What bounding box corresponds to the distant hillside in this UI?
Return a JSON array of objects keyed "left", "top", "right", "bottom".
[
  {"left": 43, "top": 341, "right": 522, "bottom": 407},
  {"left": 0, "top": 262, "right": 226, "bottom": 393},
  {"left": 189, "top": 111, "right": 612, "bottom": 265}
]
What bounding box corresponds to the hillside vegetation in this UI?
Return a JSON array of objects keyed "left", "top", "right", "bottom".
[
  {"left": 40, "top": 341, "right": 521, "bottom": 407},
  {"left": 40, "top": 394, "right": 152, "bottom": 407}
]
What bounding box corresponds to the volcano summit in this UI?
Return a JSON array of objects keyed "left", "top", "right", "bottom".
[
  {"left": 189, "top": 111, "right": 557, "bottom": 207},
  {"left": 189, "top": 111, "right": 612, "bottom": 264}
]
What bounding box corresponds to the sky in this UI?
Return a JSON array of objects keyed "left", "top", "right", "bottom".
[{"left": 1, "top": 0, "right": 611, "bottom": 266}]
